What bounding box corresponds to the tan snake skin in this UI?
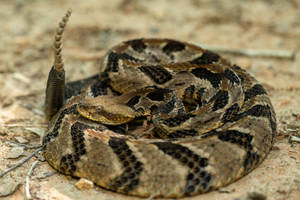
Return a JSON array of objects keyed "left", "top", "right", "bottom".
[{"left": 43, "top": 11, "right": 276, "bottom": 198}]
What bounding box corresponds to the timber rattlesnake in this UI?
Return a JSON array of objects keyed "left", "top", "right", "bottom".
[{"left": 43, "top": 10, "right": 276, "bottom": 198}]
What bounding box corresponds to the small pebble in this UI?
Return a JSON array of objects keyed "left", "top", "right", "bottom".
[
  {"left": 15, "top": 136, "right": 28, "bottom": 144},
  {"left": 5, "top": 146, "right": 25, "bottom": 159},
  {"left": 0, "top": 176, "right": 21, "bottom": 197},
  {"left": 75, "top": 178, "right": 94, "bottom": 190}
]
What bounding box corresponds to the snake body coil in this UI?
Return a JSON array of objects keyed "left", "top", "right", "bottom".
[{"left": 43, "top": 11, "right": 276, "bottom": 198}]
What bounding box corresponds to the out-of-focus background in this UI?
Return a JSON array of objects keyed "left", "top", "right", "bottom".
[{"left": 0, "top": 0, "right": 299, "bottom": 199}]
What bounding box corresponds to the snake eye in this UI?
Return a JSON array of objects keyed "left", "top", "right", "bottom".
[{"left": 95, "top": 106, "right": 103, "bottom": 113}]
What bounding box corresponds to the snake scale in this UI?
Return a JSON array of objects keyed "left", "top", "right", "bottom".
[{"left": 43, "top": 10, "right": 276, "bottom": 198}]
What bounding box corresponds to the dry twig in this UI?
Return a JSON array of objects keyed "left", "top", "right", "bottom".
[
  {"left": 36, "top": 171, "right": 56, "bottom": 180},
  {"left": 0, "top": 147, "right": 42, "bottom": 178},
  {"left": 6, "top": 141, "right": 42, "bottom": 149},
  {"left": 25, "top": 160, "right": 39, "bottom": 200},
  {"left": 289, "top": 135, "right": 300, "bottom": 143}
]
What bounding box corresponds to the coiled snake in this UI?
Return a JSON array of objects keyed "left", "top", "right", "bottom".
[{"left": 43, "top": 10, "right": 276, "bottom": 198}]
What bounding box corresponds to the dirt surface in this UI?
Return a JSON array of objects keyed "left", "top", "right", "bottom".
[{"left": 0, "top": 0, "right": 300, "bottom": 200}]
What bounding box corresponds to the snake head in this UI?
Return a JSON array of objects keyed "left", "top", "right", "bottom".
[{"left": 76, "top": 96, "right": 136, "bottom": 125}]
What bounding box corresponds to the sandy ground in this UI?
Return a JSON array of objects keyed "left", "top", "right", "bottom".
[{"left": 0, "top": 0, "right": 300, "bottom": 200}]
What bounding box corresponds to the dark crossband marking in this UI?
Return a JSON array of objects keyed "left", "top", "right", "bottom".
[
  {"left": 212, "top": 90, "right": 229, "bottom": 111},
  {"left": 59, "top": 122, "right": 91, "bottom": 175},
  {"left": 70, "top": 122, "right": 89, "bottom": 157},
  {"left": 232, "top": 65, "right": 246, "bottom": 83},
  {"left": 162, "top": 41, "right": 185, "bottom": 54},
  {"left": 150, "top": 105, "right": 158, "bottom": 113},
  {"left": 218, "top": 130, "right": 253, "bottom": 151},
  {"left": 153, "top": 142, "right": 212, "bottom": 195},
  {"left": 243, "top": 151, "right": 260, "bottom": 171},
  {"left": 126, "top": 96, "right": 141, "bottom": 108},
  {"left": 216, "top": 130, "right": 260, "bottom": 172},
  {"left": 106, "top": 124, "right": 129, "bottom": 135},
  {"left": 233, "top": 65, "right": 243, "bottom": 71},
  {"left": 191, "top": 67, "right": 222, "bottom": 88},
  {"left": 167, "top": 129, "right": 198, "bottom": 138},
  {"left": 139, "top": 65, "right": 173, "bottom": 84},
  {"left": 224, "top": 68, "right": 240, "bottom": 85},
  {"left": 65, "top": 75, "right": 100, "bottom": 99},
  {"left": 109, "top": 138, "right": 143, "bottom": 193},
  {"left": 163, "top": 114, "right": 196, "bottom": 127},
  {"left": 91, "top": 81, "right": 108, "bottom": 97},
  {"left": 125, "top": 39, "right": 147, "bottom": 53},
  {"left": 221, "top": 103, "right": 240, "bottom": 122},
  {"left": 107, "top": 52, "right": 120, "bottom": 72},
  {"left": 146, "top": 88, "right": 172, "bottom": 101},
  {"left": 244, "top": 84, "right": 267, "bottom": 102},
  {"left": 43, "top": 104, "right": 78, "bottom": 145},
  {"left": 190, "top": 50, "right": 220, "bottom": 65},
  {"left": 229, "top": 105, "right": 276, "bottom": 134},
  {"left": 147, "top": 91, "right": 164, "bottom": 101},
  {"left": 107, "top": 52, "right": 140, "bottom": 72},
  {"left": 59, "top": 154, "right": 76, "bottom": 175}
]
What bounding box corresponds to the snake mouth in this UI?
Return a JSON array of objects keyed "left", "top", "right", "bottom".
[{"left": 76, "top": 99, "right": 135, "bottom": 125}]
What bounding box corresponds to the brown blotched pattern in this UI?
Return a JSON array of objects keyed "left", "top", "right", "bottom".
[
  {"left": 108, "top": 138, "right": 143, "bottom": 193},
  {"left": 44, "top": 15, "right": 276, "bottom": 199}
]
